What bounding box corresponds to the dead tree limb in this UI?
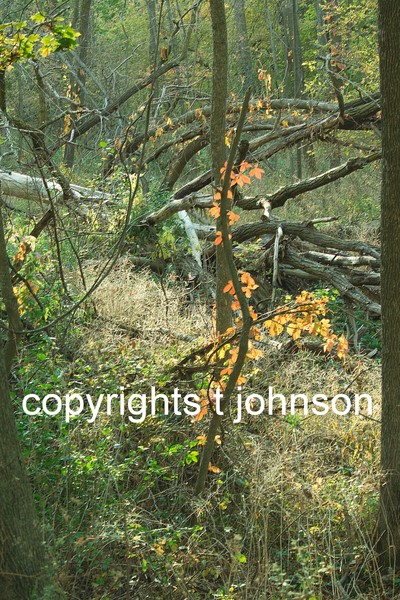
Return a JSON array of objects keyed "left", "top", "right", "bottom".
[
  {"left": 283, "top": 246, "right": 381, "bottom": 315},
  {"left": 145, "top": 151, "right": 381, "bottom": 225},
  {"left": 204, "top": 219, "right": 380, "bottom": 259}
]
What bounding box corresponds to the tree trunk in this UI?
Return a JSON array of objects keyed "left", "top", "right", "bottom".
[
  {"left": 209, "top": 0, "right": 232, "bottom": 334},
  {"left": 314, "top": 0, "right": 329, "bottom": 50},
  {"left": 0, "top": 351, "right": 46, "bottom": 599},
  {"left": 0, "top": 206, "right": 45, "bottom": 599},
  {"left": 292, "top": 0, "right": 304, "bottom": 179},
  {"left": 146, "top": 0, "right": 159, "bottom": 99},
  {"left": 292, "top": 0, "right": 304, "bottom": 99},
  {"left": 265, "top": 0, "right": 280, "bottom": 87},
  {"left": 231, "top": 0, "right": 255, "bottom": 91},
  {"left": 64, "top": 0, "right": 93, "bottom": 168},
  {"left": 377, "top": 0, "right": 400, "bottom": 570}
]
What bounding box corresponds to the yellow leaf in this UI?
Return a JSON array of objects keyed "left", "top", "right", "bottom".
[
  {"left": 287, "top": 322, "right": 301, "bottom": 340},
  {"left": 265, "top": 319, "right": 284, "bottom": 337},
  {"left": 323, "top": 336, "right": 336, "bottom": 353}
]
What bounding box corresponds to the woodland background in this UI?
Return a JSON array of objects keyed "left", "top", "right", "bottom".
[{"left": 0, "top": 0, "right": 393, "bottom": 599}]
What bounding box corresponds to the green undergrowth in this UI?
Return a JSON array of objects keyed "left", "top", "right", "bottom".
[{"left": 9, "top": 266, "right": 386, "bottom": 599}]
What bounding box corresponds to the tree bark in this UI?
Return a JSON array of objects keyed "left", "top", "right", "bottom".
[
  {"left": 0, "top": 170, "right": 111, "bottom": 204},
  {"left": 231, "top": 0, "right": 255, "bottom": 91},
  {"left": 377, "top": 0, "right": 400, "bottom": 570},
  {"left": 0, "top": 205, "right": 45, "bottom": 599},
  {"left": 146, "top": 0, "right": 159, "bottom": 100},
  {"left": 209, "top": 0, "right": 232, "bottom": 334},
  {"left": 265, "top": 0, "right": 280, "bottom": 86},
  {"left": 64, "top": 0, "right": 93, "bottom": 167}
]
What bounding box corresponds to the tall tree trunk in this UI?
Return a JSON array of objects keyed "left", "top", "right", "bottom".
[
  {"left": 0, "top": 205, "right": 45, "bottom": 599},
  {"left": 377, "top": 0, "right": 400, "bottom": 570},
  {"left": 146, "top": 0, "right": 159, "bottom": 99},
  {"left": 63, "top": 0, "right": 93, "bottom": 168},
  {"left": 34, "top": 64, "right": 47, "bottom": 126},
  {"left": 265, "top": 0, "right": 280, "bottom": 88},
  {"left": 280, "top": 0, "right": 295, "bottom": 177},
  {"left": 281, "top": 0, "right": 294, "bottom": 97},
  {"left": 291, "top": 0, "right": 303, "bottom": 179},
  {"left": 0, "top": 69, "right": 6, "bottom": 112},
  {"left": 0, "top": 352, "right": 46, "bottom": 599},
  {"left": 231, "top": 0, "right": 255, "bottom": 91},
  {"left": 292, "top": 0, "right": 304, "bottom": 99},
  {"left": 209, "top": 0, "right": 232, "bottom": 335},
  {"left": 314, "top": 0, "right": 329, "bottom": 49}
]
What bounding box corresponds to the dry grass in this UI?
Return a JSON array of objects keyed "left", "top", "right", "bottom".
[
  {"left": 210, "top": 349, "right": 383, "bottom": 599},
  {"left": 74, "top": 259, "right": 211, "bottom": 359},
  {"left": 61, "top": 258, "right": 386, "bottom": 599}
]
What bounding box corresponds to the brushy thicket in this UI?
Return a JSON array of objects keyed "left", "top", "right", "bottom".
[{"left": 12, "top": 258, "right": 385, "bottom": 600}]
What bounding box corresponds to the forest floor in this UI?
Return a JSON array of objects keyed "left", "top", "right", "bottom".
[{"left": 12, "top": 170, "right": 388, "bottom": 599}]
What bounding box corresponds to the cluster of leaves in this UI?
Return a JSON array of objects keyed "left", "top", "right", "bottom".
[
  {"left": 0, "top": 14, "right": 79, "bottom": 69},
  {"left": 265, "top": 290, "right": 349, "bottom": 361},
  {"left": 211, "top": 161, "right": 264, "bottom": 245},
  {"left": 7, "top": 221, "right": 67, "bottom": 324},
  {"left": 194, "top": 163, "right": 349, "bottom": 436}
]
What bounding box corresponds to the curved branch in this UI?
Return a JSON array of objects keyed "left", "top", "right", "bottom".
[{"left": 145, "top": 151, "right": 381, "bottom": 224}]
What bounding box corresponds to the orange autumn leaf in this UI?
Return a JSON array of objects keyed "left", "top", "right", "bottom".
[
  {"left": 14, "top": 242, "right": 28, "bottom": 262},
  {"left": 228, "top": 210, "right": 240, "bottom": 225},
  {"left": 337, "top": 333, "right": 349, "bottom": 360},
  {"left": 286, "top": 322, "right": 302, "bottom": 340},
  {"left": 192, "top": 397, "right": 209, "bottom": 422},
  {"left": 249, "top": 164, "right": 265, "bottom": 180},
  {"left": 220, "top": 366, "right": 233, "bottom": 377},
  {"left": 214, "top": 231, "right": 223, "bottom": 245},
  {"left": 239, "top": 161, "right": 252, "bottom": 172},
  {"left": 323, "top": 335, "right": 336, "bottom": 353},
  {"left": 223, "top": 280, "right": 235, "bottom": 294},
  {"left": 231, "top": 299, "right": 241, "bottom": 311},
  {"left": 246, "top": 342, "right": 263, "bottom": 360},
  {"left": 249, "top": 307, "right": 258, "bottom": 321},
  {"left": 240, "top": 272, "right": 258, "bottom": 289},
  {"left": 209, "top": 202, "right": 220, "bottom": 218},
  {"left": 250, "top": 325, "right": 261, "bottom": 340},
  {"left": 229, "top": 347, "right": 239, "bottom": 363},
  {"left": 232, "top": 172, "right": 251, "bottom": 187},
  {"left": 208, "top": 463, "right": 221, "bottom": 473}
]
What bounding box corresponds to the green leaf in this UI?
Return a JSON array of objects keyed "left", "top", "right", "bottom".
[{"left": 31, "top": 13, "right": 46, "bottom": 24}]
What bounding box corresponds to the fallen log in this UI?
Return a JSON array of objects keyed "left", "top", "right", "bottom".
[
  {"left": 283, "top": 246, "right": 381, "bottom": 315},
  {"left": 204, "top": 219, "right": 380, "bottom": 260},
  {"left": 0, "top": 170, "right": 111, "bottom": 204}
]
